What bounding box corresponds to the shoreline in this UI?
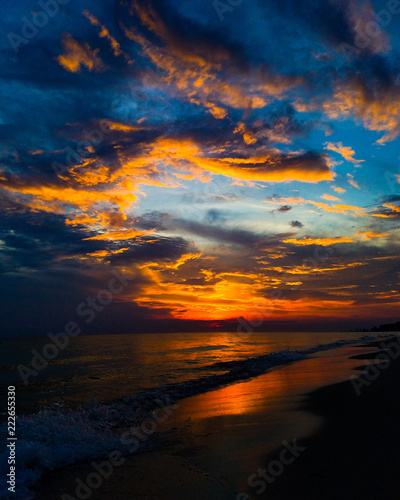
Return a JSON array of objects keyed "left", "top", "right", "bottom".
[
  {"left": 1, "top": 332, "right": 381, "bottom": 419},
  {"left": 251, "top": 336, "right": 400, "bottom": 499},
  {"left": 32, "top": 337, "right": 392, "bottom": 499}
]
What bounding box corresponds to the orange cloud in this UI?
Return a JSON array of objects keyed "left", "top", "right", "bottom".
[
  {"left": 65, "top": 214, "right": 100, "bottom": 226},
  {"left": 2, "top": 184, "right": 136, "bottom": 213},
  {"left": 321, "top": 194, "right": 340, "bottom": 201},
  {"left": 334, "top": 204, "right": 363, "bottom": 211},
  {"left": 135, "top": 262, "right": 275, "bottom": 321},
  {"left": 296, "top": 76, "right": 400, "bottom": 144},
  {"left": 383, "top": 203, "right": 400, "bottom": 213},
  {"left": 67, "top": 162, "right": 110, "bottom": 186},
  {"left": 234, "top": 119, "right": 294, "bottom": 146},
  {"left": 204, "top": 102, "right": 228, "bottom": 119},
  {"left": 121, "top": 3, "right": 301, "bottom": 119},
  {"left": 370, "top": 213, "right": 395, "bottom": 218},
  {"left": 136, "top": 276, "right": 361, "bottom": 321},
  {"left": 1, "top": 180, "right": 139, "bottom": 236},
  {"left": 86, "top": 247, "right": 129, "bottom": 258},
  {"left": 356, "top": 231, "right": 389, "bottom": 240},
  {"left": 323, "top": 83, "right": 400, "bottom": 144},
  {"left": 325, "top": 142, "right": 363, "bottom": 163},
  {"left": 83, "top": 229, "right": 155, "bottom": 241},
  {"left": 265, "top": 196, "right": 364, "bottom": 215},
  {"left": 333, "top": 187, "right": 346, "bottom": 193},
  {"left": 83, "top": 10, "right": 132, "bottom": 63},
  {"left": 115, "top": 137, "right": 333, "bottom": 184},
  {"left": 142, "top": 253, "right": 203, "bottom": 271},
  {"left": 268, "top": 262, "right": 364, "bottom": 275},
  {"left": 368, "top": 201, "right": 400, "bottom": 218},
  {"left": 101, "top": 120, "right": 145, "bottom": 132},
  {"left": 283, "top": 236, "right": 353, "bottom": 246},
  {"left": 347, "top": 174, "right": 360, "bottom": 189},
  {"left": 56, "top": 34, "right": 104, "bottom": 73}
]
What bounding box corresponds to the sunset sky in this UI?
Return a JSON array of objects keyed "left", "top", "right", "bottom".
[{"left": 1, "top": 0, "right": 400, "bottom": 336}]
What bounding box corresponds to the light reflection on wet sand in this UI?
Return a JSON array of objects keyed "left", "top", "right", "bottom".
[
  {"left": 34, "top": 343, "right": 378, "bottom": 499},
  {"left": 155, "top": 344, "right": 377, "bottom": 495}
]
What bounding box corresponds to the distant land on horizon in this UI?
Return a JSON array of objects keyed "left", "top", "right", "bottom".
[
  {"left": 371, "top": 320, "right": 400, "bottom": 332},
  {"left": 352, "top": 320, "right": 400, "bottom": 333}
]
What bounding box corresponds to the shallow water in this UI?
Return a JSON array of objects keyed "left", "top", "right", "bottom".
[{"left": 0, "top": 331, "right": 372, "bottom": 414}]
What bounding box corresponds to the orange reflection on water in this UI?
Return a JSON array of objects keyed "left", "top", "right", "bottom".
[
  {"left": 193, "top": 369, "right": 291, "bottom": 417},
  {"left": 172, "top": 345, "right": 375, "bottom": 422}
]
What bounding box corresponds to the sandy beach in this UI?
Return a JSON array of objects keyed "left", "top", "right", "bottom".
[
  {"left": 32, "top": 337, "right": 396, "bottom": 500},
  {"left": 259, "top": 337, "right": 400, "bottom": 499}
]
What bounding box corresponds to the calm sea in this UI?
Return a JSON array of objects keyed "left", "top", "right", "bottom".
[{"left": 1, "top": 331, "right": 370, "bottom": 415}]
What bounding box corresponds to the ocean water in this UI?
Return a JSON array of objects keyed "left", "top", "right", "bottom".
[
  {"left": 0, "top": 331, "right": 375, "bottom": 414},
  {"left": 0, "top": 331, "right": 378, "bottom": 498}
]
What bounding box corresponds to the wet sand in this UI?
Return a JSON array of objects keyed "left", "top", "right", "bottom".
[
  {"left": 255, "top": 336, "right": 400, "bottom": 499},
  {"left": 34, "top": 339, "right": 390, "bottom": 499}
]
